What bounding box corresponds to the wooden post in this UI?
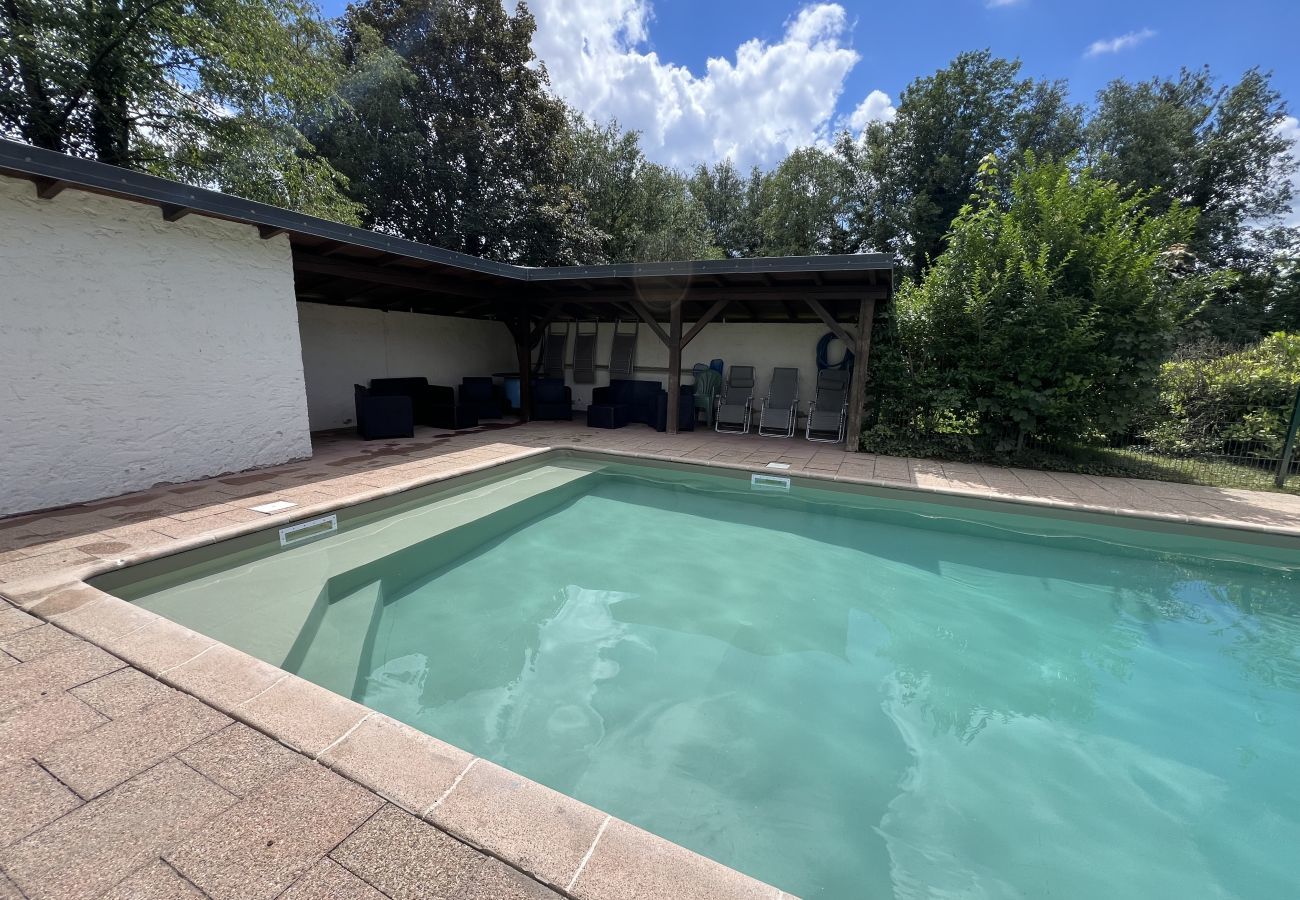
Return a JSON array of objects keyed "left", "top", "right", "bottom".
[
  {"left": 503, "top": 311, "right": 533, "bottom": 423},
  {"left": 667, "top": 300, "right": 683, "bottom": 434},
  {"left": 843, "top": 297, "right": 876, "bottom": 451}
]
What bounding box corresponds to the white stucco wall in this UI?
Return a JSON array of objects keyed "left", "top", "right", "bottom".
[
  {"left": 540, "top": 321, "right": 843, "bottom": 408},
  {"left": 296, "top": 303, "right": 518, "bottom": 430},
  {"left": 0, "top": 177, "right": 312, "bottom": 517}
]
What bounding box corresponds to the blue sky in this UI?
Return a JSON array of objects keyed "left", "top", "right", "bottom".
[{"left": 318, "top": 0, "right": 1300, "bottom": 180}]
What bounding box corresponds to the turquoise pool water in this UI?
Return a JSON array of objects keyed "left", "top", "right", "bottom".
[{"left": 100, "top": 457, "right": 1300, "bottom": 899}]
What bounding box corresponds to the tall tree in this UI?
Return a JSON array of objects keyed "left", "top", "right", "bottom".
[
  {"left": 564, "top": 113, "right": 719, "bottom": 263},
  {"left": 0, "top": 0, "right": 358, "bottom": 219},
  {"left": 878, "top": 50, "right": 1084, "bottom": 275},
  {"left": 1087, "top": 67, "right": 1297, "bottom": 266},
  {"left": 314, "top": 0, "right": 597, "bottom": 264},
  {"left": 752, "top": 145, "right": 857, "bottom": 256},
  {"left": 688, "top": 159, "right": 762, "bottom": 258},
  {"left": 1087, "top": 68, "right": 1299, "bottom": 341}
]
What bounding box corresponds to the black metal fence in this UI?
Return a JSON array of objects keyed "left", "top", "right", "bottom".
[
  {"left": 1016, "top": 390, "right": 1300, "bottom": 492},
  {"left": 863, "top": 386, "right": 1300, "bottom": 494}
]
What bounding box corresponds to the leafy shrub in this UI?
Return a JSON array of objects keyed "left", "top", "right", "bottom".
[
  {"left": 1141, "top": 333, "right": 1300, "bottom": 457},
  {"left": 863, "top": 153, "right": 1196, "bottom": 454}
]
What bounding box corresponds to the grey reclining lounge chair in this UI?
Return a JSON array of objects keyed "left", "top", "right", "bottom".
[
  {"left": 806, "top": 369, "right": 850, "bottom": 443},
  {"left": 714, "top": 366, "right": 755, "bottom": 434},
  {"left": 758, "top": 367, "right": 800, "bottom": 437}
]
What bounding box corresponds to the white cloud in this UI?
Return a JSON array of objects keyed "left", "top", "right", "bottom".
[
  {"left": 521, "top": 0, "right": 879, "bottom": 169},
  {"left": 1083, "top": 28, "right": 1156, "bottom": 58},
  {"left": 848, "top": 89, "right": 897, "bottom": 130}
]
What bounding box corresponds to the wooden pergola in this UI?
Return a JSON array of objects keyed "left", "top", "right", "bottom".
[{"left": 1, "top": 138, "right": 894, "bottom": 446}]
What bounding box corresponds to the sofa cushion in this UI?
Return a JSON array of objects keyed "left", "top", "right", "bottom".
[{"left": 369, "top": 377, "right": 430, "bottom": 396}]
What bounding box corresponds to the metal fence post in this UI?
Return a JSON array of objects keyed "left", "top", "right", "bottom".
[{"left": 1276, "top": 386, "right": 1300, "bottom": 489}]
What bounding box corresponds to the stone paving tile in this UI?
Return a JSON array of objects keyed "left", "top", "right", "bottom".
[
  {"left": 0, "top": 758, "right": 236, "bottom": 900},
  {"left": 236, "top": 674, "right": 369, "bottom": 758},
  {"left": 429, "top": 760, "right": 608, "bottom": 889},
  {"left": 0, "top": 653, "right": 122, "bottom": 724},
  {"left": 99, "top": 861, "right": 206, "bottom": 900},
  {"left": 318, "top": 713, "right": 472, "bottom": 815},
  {"left": 331, "top": 804, "right": 484, "bottom": 900},
  {"left": 569, "top": 818, "right": 774, "bottom": 900},
  {"left": 16, "top": 584, "right": 101, "bottom": 617},
  {"left": 38, "top": 693, "right": 230, "bottom": 799},
  {"left": 0, "top": 650, "right": 16, "bottom": 670},
  {"left": 0, "top": 548, "right": 98, "bottom": 585},
  {"left": 279, "top": 858, "right": 387, "bottom": 900},
  {"left": 0, "top": 605, "right": 39, "bottom": 638},
  {"left": 0, "top": 623, "right": 82, "bottom": 662},
  {"left": 176, "top": 722, "right": 304, "bottom": 798},
  {"left": 70, "top": 667, "right": 177, "bottom": 719},
  {"left": 164, "top": 760, "right": 383, "bottom": 900},
  {"left": 0, "top": 761, "right": 83, "bottom": 848},
  {"left": 463, "top": 858, "right": 564, "bottom": 900},
  {"left": 51, "top": 593, "right": 159, "bottom": 644},
  {"left": 164, "top": 643, "right": 285, "bottom": 710},
  {"left": 0, "top": 692, "right": 107, "bottom": 768},
  {"left": 102, "top": 619, "right": 215, "bottom": 676}
]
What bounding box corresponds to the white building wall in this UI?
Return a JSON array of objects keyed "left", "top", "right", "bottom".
[
  {"left": 296, "top": 303, "right": 518, "bottom": 430},
  {"left": 0, "top": 177, "right": 312, "bottom": 517},
  {"left": 541, "top": 321, "right": 844, "bottom": 408}
]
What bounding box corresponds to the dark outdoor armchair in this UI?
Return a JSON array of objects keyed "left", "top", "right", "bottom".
[
  {"left": 460, "top": 377, "right": 506, "bottom": 419},
  {"left": 354, "top": 384, "right": 413, "bottom": 440},
  {"left": 531, "top": 378, "right": 574, "bottom": 420},
  {"left": 367, "top": 377, "right": 477, "bottom": 430}
]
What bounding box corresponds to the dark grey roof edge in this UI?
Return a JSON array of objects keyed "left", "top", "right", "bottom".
[
  {"left": 0, "top": 138, "right": 524, "bottom": 281},
  {"left": 525, "top": 253, "right": 894, "bottom": 281},
  {"left": 0, "top": 138, "right": 894, "bottom": 284}
]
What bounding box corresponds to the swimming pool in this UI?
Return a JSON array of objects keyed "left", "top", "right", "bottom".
[{"left": 92, "top": 454, "right": 1300, "bottom": 899}]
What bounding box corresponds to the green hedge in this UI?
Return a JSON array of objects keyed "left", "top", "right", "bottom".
[{"left": 1141, "top": 333, "right": 1300, "bottom": 458}]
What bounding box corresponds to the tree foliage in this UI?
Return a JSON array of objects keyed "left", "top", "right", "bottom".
[
  {"left": 565, "top": 115, "right": 720, "bottom": 263},
  {"left": 0, "top": 0, "right": 359, "bottom": 220},
  {"left": 865, "top": 155, "right": 1197, "bottom": 454},
  {"left": 310, "top": 0, "right": 597, "bottom": 264},
  {"left": 872, "top": 51, "right": 1084, "bottom": 274}
]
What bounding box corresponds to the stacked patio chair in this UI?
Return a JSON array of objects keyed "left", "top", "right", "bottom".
[
  {"left": 757, "top": 367, "right": 800, "bottom": 438},
  {"left": 609, "top": 320, "right": 638, "bottom": 379},
  {"left": 714, "top": 366, "right": 755, "bottom": 434},
  {"left": 572, "top": 321, "right": 599, "bottom": 384},
  {"left": 806, "top": 369, "right": 850, "bottom": 443},
  {"left": 541, "top": 322, "right": 568, "bottom": 379}
]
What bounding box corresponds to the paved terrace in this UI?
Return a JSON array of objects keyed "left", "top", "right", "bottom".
[{"left": 2, "top": 421, "right": 1299, "bottom": 900}]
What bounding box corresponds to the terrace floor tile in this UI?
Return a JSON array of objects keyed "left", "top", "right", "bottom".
[
  {"left": 0, "top": 759, "right": 236, "bottom": 900},
  {"left": 164, "top": 761, "right": 383, "bottom": 900},
  {"left": 38, "top": 693, "right": 229, "bottom": 799},
  {"left": 331, "top": 804, "right": 483, "bottom": 900}
]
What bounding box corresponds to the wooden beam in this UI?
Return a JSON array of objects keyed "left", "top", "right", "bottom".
[
  {"left": 679, "top": 298, "right": 729, "bottom": 349},
  {"left": 805, "top": 298, "right": 857, "bottom": 347},
  {"left": 524, "top": 286, "right": 888, "bottom": 304},
  {"left": 843, "top": 297, "right": 876, "bottom": 452},
  {"left": 667, "top": 301, "right": 683, "bottom": 435},
  {"left": 258, "top": 225, "right": 287, "bottom": 239},
  {"left": 32, "top": 177, "right": 66, "bottom": 199},
  {"left": 292, "top": 254, "right": 499, "bottom": 299},
  {"left": 626, "top": 298, "right": 672, "bottom": 346},
  {"left": 528, "top": 303, "right": 565, "bottom": 345},
  {"left": 160, "top": 204, "right": 191, "bottom": 222}
]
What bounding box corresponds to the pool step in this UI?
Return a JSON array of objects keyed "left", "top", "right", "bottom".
[
  {"left": 285, "top": 578, "right": 385, "bottom": 700},
  {"left": 131, "top": 462, "right": 603, "bottom": 670}
]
